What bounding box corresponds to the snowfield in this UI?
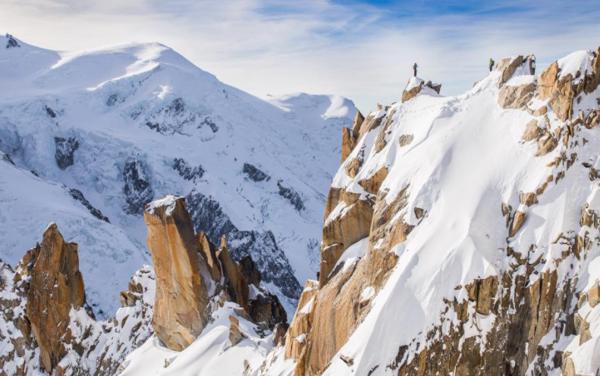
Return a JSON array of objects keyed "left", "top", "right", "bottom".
[{"left": 0, "top": 34, "right": 356, "bottom": 317}]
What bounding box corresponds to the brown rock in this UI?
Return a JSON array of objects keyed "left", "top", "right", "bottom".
[
  {"left": 344, "top": 158, "right": 362, "bottom": 178},
  {"left": 497, "top": 55, "right": 525, "bottom": 86},
  {"left": 538, "top": 58, "right": 600, "bottom": 121},
  {"left": 510, "top": 210, "right": 526, "bottom": 237},
  {"left": 351, "top": 111, "right": 365, "bottom": 137},
  {"left": 402, "top": 83, "right": 422, "bottom": 103},
  {"left": 475, "top": 277, "right": 498, "bottom": 315},
  {"left": 398, "top": 134, "right": 414, "bottom": 146},
  {"left": 144, "top": 196, "right": 209, "bottom": 351},
  {"left": 357, "top": 167, "right": 388, "bottom": 195},
  {"left": 498, "top": 82, "right": 536, "bottom": 109},
  {"left": 532, "top": 105, "right": 548, "bottom": 116},
  {"left": 402, "top": 80, "right": 441, "bottom": 103},
  {"left": 562, "top": 355, "right": 576, "bottom": 376},
  {"left": 522, "top": 120, "right": 543, "bottom": 142},
  {"left": 536, "top": 134, "right": 558, "bottom": 156},
  {"left": 119, "top": 291, "right": 138, "bottom": 307},
  {"left": 22, "top": 223, "right": 85, "bottom": 373},
  {"left": 284, "top": 280, "right": 319, "bottom": 361},
  {"left": 228, "top": 315, "right": 245, "bottom": 346},
  {"left": 197, "top": 232, "right": 222, "bottom": 282},
  {"left": 217, "top": 236, "right": 249, "bottom": 311},
  {"left": 341, "top": 127, "right": 356, "bottom": 162},
  {"left": 578, "top": 318, "right": 592, "bottom": 345},
  {"left": 588, "top": 280, "right": 600, "bottom": 307},
  {"left": 519, "top": 192, "right": 538, "bottom": 206},
  {"left": 320, "top": 196, "right": 373, "bottom": 286}
]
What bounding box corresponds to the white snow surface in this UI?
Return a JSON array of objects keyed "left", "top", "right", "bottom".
[
  {"left": 314, "top": 54, "right": 600, "bottom": 375},
  {"left": 120, "top": 302, "right": 274, "bottom": 376},
  {"left": 146, "top": 195, "right": 181, "bottom": 216},
  {"left": 0, "top": 35, "right": 356, "bottom": 316},
  {"left": 557, "top": 50, "right": 594, "bottom": 80}
]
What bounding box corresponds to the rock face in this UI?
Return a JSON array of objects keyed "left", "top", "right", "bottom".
[
  {"left": 54, "top": 136, "right": 79, "bottom": 170},
  {"left": 20, "top": 224, "right": 85, "bottom": 373},
  {"left": 144, "top": 195, "right": 288, "bottom": 351},
  {"left": 143, "top": 195, "right": 209, "bottom": 351},
  {"left": 122, "top": 157, "right": 154, "bottom": 214},
  {"left": 257, "top": 47, "right": 600, "bottom": 376},
  {"left": 538, "top": 48, "right": 600, "bottom": 121}
]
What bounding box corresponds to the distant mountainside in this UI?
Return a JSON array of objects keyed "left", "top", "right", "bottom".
[{"left": 0, "top": 34, "right": 356, "bottom": 317}]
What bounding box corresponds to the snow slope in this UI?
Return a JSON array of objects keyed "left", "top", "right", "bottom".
[
  {"left": 319, "top": 53, "right": 600, "bottom": 375},
  {"left": 0, "top": 35, "right": 355, "bottom": 316},
  {"left": 249, "top": 50, "right": 600, "bottom": 375}
]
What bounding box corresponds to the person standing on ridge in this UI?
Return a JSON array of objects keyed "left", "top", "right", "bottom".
[
  {"left": 489, "top": 58, "right": 495, "bottom": 72},
  {"left": 529, "top": 55, "right": 536, "bottom": 75},
  {"left": 413, "top": 63, "right": 418, "bottom": 77}
]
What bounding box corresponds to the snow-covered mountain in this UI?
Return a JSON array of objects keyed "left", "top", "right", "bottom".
[
  {"left": 3, "top": 31, "right": 600, "bottom": 376},
  {"left": 0, "top": 34, "right": 356, "bottom": 316},
  {"left": 258, "top": 49, "right": 600, "bottom": 375}
]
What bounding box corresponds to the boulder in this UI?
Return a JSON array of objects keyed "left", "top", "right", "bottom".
[{"left": 144, "top": 196, "right": 209, "bottom": 351}]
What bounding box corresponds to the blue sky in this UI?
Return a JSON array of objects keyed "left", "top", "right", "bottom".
[{"left": 1, "top": 0, "right": 599, "bottom": 111}]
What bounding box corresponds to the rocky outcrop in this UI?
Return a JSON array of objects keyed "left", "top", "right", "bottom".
[
  {"left": 144, "top": 196, "right": 209, "bottom": 351},
  {"left": 54, "top": 136, "right": 79, "bottom": 170},
  {"left": 499, "top": 80, "right": 536, "bottom": 109},
  {"left": 277, "top": 180, "right": 305, "bottom": 211},
  {"left": 18, "top": 224, "right": 85, "bottom": 373},
  {"left": 341, "top": 111, "right": 365, "bottom": 161},
  {"left": 243, "top": 163, "right": 270, "bottom": 182},
  {"left": 122, "top": 157, "right": 154, "bottom": 214},
  {"left": 68, "top": 188, "right": 110, "bottom": 222},
  {"left": 401, "top": 78, "right": 442, "bottom": 103},
  {"left": 284, "top": 280, "right": 319, "bottom": 361},
  {"left": 172, "top": 157, "right": 205, "bottom": 182},
  {"left": 320, "top": 191, "right": 373, "bottom": 286},
  {"left": 144, "top": 195, "right": 288, "bottom": 350},
  {"left": 228, "top": 315, "right": 245, "bottom": 346},
  {"left": 218, "top": 236, "right": 250, "bottom": 311},
  {"left": 537, "top": 48, "right": 600, "bottom": 121}
]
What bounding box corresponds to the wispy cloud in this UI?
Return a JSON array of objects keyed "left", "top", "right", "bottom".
[{"left": 1, "top": 0, "right": 599, "bottom": 111}]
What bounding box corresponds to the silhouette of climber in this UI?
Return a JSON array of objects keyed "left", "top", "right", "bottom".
[
  {"left": 529, "top": 55, "right": 536, "bottom": 75},
  {"left": 489, "top": 58, "right": 495, "bottom": 72},
  {"left": 413, "top": 63, "right": 418, "bottom": 77}
]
